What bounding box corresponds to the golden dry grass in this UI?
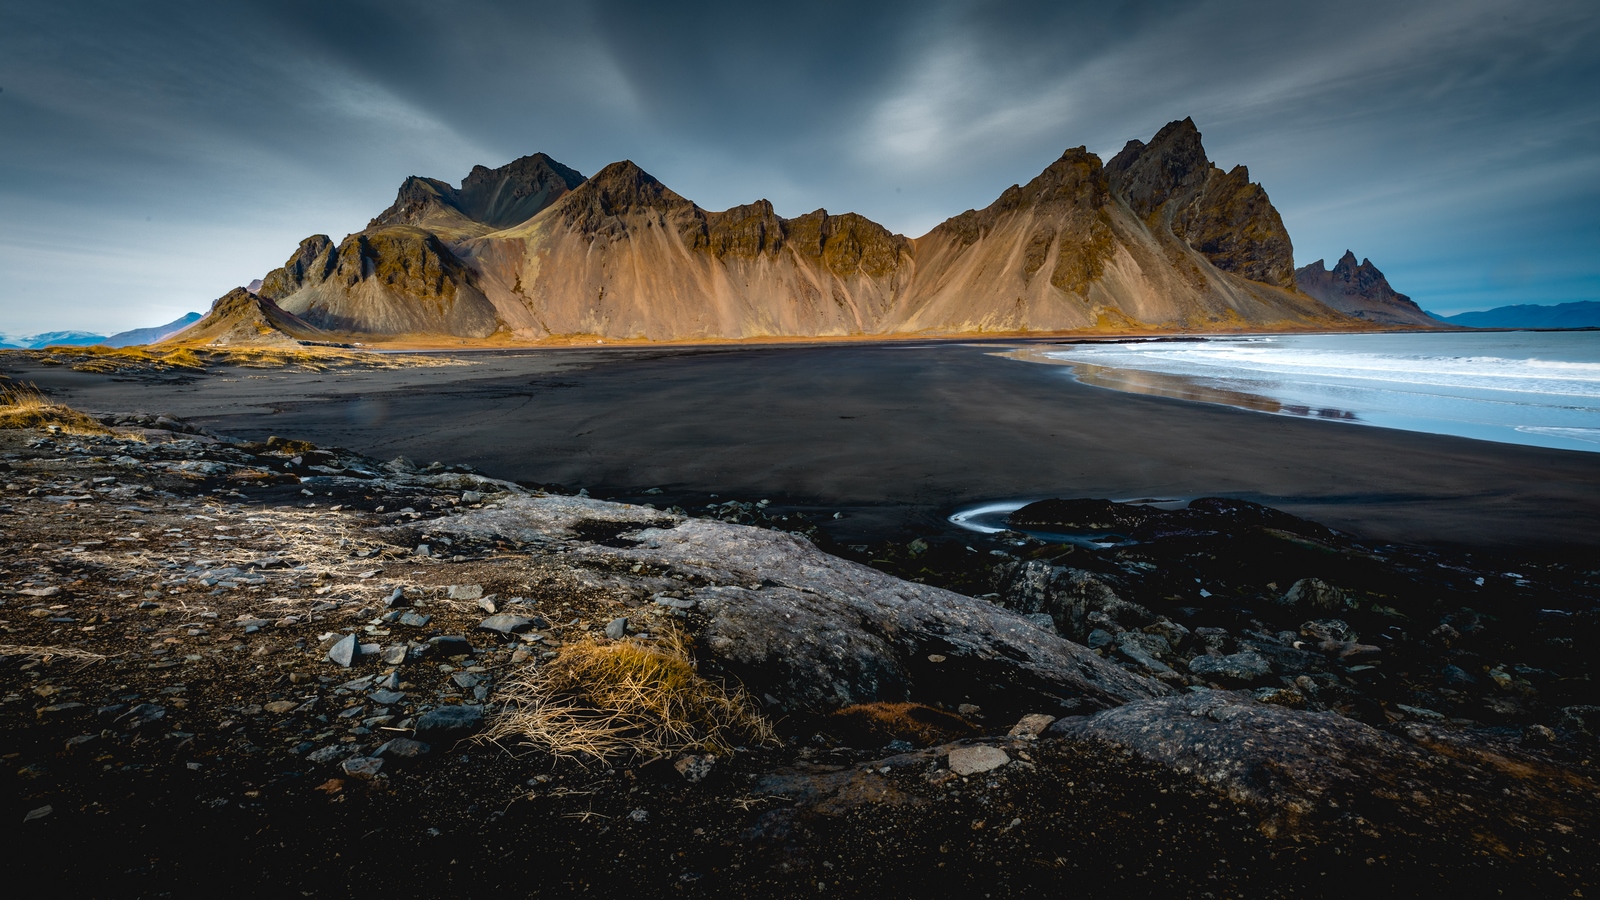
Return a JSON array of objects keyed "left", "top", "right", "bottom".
[
  {"left": 6, "top": 344, "right": 466, "bottom": 374},
  {"left": 0, "top": 644, "right": 109, "bottom": 665},
  {"left": 826, "top": 702, "right": 979, "bottom": 748},
  {"left": 486, "top": 628, "right": 776, "bottom": 763},
  {"left": 0, "top": 382, "right": 112, "bottom": 434}
]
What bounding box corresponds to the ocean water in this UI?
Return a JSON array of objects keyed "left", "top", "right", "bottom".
[{"left": 1006, "top": 331, "right": 1600, "bottom": 453}]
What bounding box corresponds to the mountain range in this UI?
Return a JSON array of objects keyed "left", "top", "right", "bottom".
[
  {"left": 0, "top": 330, "right": 109, "bottom": 349},
  {"left": 0, "top": 313, "right": 203, "bottom": 349},
  {"left": 1436, "top": 300, "right": 1600, "bottom": 329},
  {"left": 175, "top": 118, "right": 1433, "bottom": 346}
]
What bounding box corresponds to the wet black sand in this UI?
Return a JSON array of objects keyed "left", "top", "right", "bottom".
[{"left": 11, "top": 340, "right": 1600, "bottom": 553}]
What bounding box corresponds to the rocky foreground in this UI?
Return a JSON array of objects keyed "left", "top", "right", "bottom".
[{"left": 1, "top": 415, "right": 1596, "bottom": 897}]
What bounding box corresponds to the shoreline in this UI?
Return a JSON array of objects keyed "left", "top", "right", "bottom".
[{"left": 6, "top": 341, "right": 1599, "bottom": 556}]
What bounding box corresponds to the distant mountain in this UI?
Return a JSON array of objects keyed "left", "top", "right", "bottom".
[
  {"left": 227, "top": 118, "right": 1374, "bottom": 345},
  {"left": 103, "top": 312, "right": 203, "bottom": 347},
  {"left": 1295, "top": 251, "right": 1438, "bottom": 327},
  {"left": 1438, "top": 300, "right": 1600, "bottom": 329},
  {"left": 0, "top": 330, "right": 110, "bottom": 349}
]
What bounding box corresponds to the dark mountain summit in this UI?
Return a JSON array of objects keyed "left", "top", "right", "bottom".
[
  {"left": 1295, "top": 251, "right": 1437, "bottom": 327},
  {"left": 1107, "top": 118, "right": 1296, "bottom": 289},
  {"left": 369, "top": 153, "right": 586, "bottom": 235}
]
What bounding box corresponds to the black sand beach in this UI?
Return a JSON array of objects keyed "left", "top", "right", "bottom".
[
  {"left": 11, "top": 340, "right": 1600, "bottom": 553},
  {"left": 12, "top": 337, "right": 1600, "bottom": 554}
]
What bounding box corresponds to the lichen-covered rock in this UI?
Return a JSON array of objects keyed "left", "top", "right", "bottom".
[
  {"left": 991, "top": 560, "right": 1151, "bottom": 641},
  {"left": 1186, "top": 651, "right": 1273, "bottom": 685},
  {"left": 1048, "top": 691, "right": 1600, "bottom": 844}
]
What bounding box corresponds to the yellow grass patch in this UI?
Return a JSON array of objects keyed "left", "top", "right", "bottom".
[
  {"left": 486, "top": 628, "right": 776, "bottom": 762},
  {"left": 0, "top": 382, "right": 112, "bottom": 434},
  {"left": 6, "top": 344, "right": 466, "bottom": 374}
]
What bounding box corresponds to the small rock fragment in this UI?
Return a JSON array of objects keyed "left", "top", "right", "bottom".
[
  {"left": 948, "top": 745, "right": 1010, "bottom": 776},
  {"left": 447, "top": 584, "right": 484, "bottom": 601},
  {"left": 414, "top": 705, "right": 484, "bottom": 743},
  {"left": 604, "top": 617, "right": 628, "bottom": 640},
  {"left": 340, "top": 756, "right": 383, "bottom": 779},
  {"left": 428, "top": 635, "right": 474, "bottom": 656},
  {"left": 23, "top": 805, "right": 52, "bottom": 823},
  {"left": 115, "top": 703, "right": 166, "bottom": 731},
  {"left": 307, "top": 745, "right": 349, "bottom": 764},
  {"left": 674, "top": 754, "right": 717, "bottom": 783},
  {"left": 327, "top": 634, "right": 358, "bottom": 668},
  {"left": 477, "top": 614, "right": 534, "bottom": 634},
  {"left": 1279, "top": 578, "right": 1351, "bottom": 613},
  {"left": 1007, "top": 713, "right": 1057, "bottom": 737},
  {"left": 375, "top": 737, "right": 432, "bottom": 759}
]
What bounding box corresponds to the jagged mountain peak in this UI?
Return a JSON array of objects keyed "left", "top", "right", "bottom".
[
  {"left": 581, "top": 160, "right": 679, "bottom": 199},
  {"left": 457, "top": 153, "right": 585, "bottom": 229},
  {"left": 1295, "top": 252, "right": 1435, "bottom": 327},
  {"left": 555, "top": 160, "right": 697, "bottom": 233},
  {"left": 370, "top": 153, "right": 586, "bottom": 233},
  {"left": 1104, "top": 118, "right": 1295, "bottom": 288},
  {"left": 1107, "top": 118, "right": 1213, "bottom": 220}
]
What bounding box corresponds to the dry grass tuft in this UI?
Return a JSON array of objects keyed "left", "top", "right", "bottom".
[
  {"left": 486, "top": 629, "right": 776, "bottom": 763},
  {"left": 826, "top": 702, "right": 979, "bottom": 748},
  {"left": 0, "top": 644, "right": 109, "bottom": 665},
  {"left": 27, "top": 345, "right": 210, "bottom": 373},
  {"left": 0, "top": 382, "right": 112, "bottom": 434},
  {"left": 7, "top": 344, "right": 467, "bottom": 374}
]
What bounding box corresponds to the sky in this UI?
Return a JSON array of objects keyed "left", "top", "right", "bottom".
[{"left": 1, "top": 0, "right": 1597, "bottom": 334}]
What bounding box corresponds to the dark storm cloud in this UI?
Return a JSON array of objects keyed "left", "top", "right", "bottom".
[{"left": 1, "top": 0, "right": 1596, "bottom": 332}]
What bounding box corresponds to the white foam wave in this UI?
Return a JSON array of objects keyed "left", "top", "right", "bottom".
[
  {"left": 1515, "top": 426, "right": 1600, "bottom": 444},
  {"left": 1043, "top": 344, "right": 1600, "bottom": 399}
]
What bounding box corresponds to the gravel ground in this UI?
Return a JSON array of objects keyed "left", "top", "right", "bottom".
[{"left": 1, "top": 422, "right": 1595, "bottom": 898}]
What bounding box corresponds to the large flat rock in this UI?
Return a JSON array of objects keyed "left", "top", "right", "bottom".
[
  {"left": 1049, "top": 691, "right": 1600, "bottom": 847},
  {"left": 406, "top": 495, "right": 1166, "bottom": 716}
]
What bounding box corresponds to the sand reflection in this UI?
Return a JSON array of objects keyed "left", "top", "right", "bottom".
[{"left": 999, "top": 347, "right": 1359, "bottom": 421}]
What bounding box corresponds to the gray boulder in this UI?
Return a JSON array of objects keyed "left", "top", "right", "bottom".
[
  {"left": 1048, "top": 691, "right": 1600, "bottom": 844},
  {"left": 1186, "top": 651, "right": 1273, "bottom": 685},
  {"left": 991, "top": 560, "right": 1152, "bottom": 641},
  {"left": 1278, "top": 578, "right": 1351, "bottom": 613},
  {"left": 1113, "top": 632, "right": 1174, "bottom": 675},
  {"left": 401, "top": 495, "right": 1168, "bottom": 717}
]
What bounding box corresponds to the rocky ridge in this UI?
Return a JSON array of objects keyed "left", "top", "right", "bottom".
[
  {"left": 173, "top": 288, "right": 330, "bottom": 347},
  {"left": 195, "top": 119, "right": 1380, "bottom": 345},
  {"left": 1295, "top": 250, "right": 1438, "bottom": 327}
]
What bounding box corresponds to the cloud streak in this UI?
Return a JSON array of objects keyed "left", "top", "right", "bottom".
[{"left": 0, "top": 0, "right": 1595, "bottom": 332}]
